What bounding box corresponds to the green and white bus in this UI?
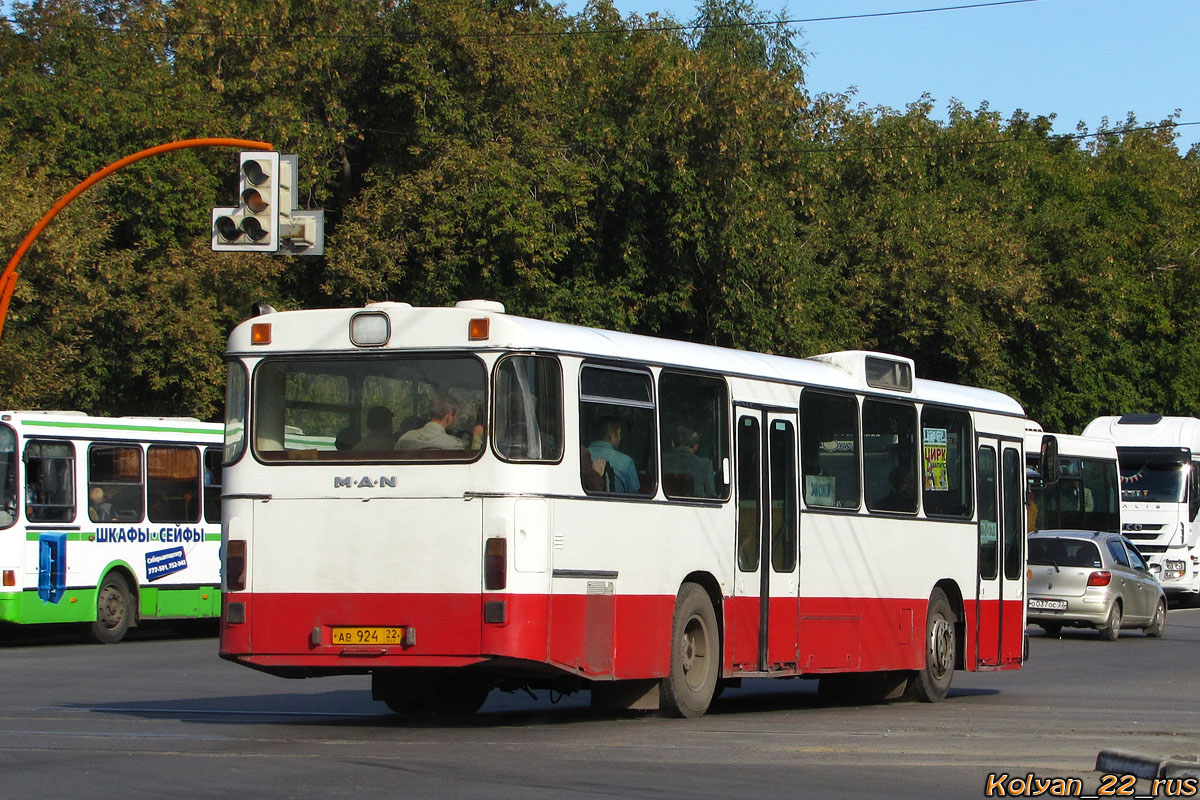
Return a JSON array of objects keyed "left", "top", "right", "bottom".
[{"left": 0, "top": 411, "right": 223, "bottom": 642}]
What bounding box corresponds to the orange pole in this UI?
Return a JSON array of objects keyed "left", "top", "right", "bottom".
[{"left": 0, "top": 137, "right": 273, "bottom": 340}]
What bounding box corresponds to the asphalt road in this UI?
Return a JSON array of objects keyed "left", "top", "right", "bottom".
[{"left": 2, "top": 611, "right": 1199, "bottom": 799}]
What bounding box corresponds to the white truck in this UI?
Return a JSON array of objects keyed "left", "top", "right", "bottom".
[{"left": 1082, "top": 414, "right": 1200, "bottom": 603}]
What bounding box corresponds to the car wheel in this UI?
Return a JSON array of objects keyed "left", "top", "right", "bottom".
[
  {"left": 1099, "top": 601, "right": 1122, "bottom": 641},
  {"left": 1039, "top": 622, "right": 1062, "bottom": 638},
  {"left": 1145, "top": 599, "right": 1166, "bottom": 638}
]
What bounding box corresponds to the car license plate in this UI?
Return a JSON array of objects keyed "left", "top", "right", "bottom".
[
  {"left": 330, "top": 626, "right": 406, "bottom": 645},
  {"left": 1028, "top": 598, "right": 1067, "bottom": 611}
]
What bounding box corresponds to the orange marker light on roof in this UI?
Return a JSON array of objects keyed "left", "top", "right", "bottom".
[
  {"left": 468, "top": 317, "right": 490, "bottom": 341},
  {"left": 251, "top": 322, "right": 272, "bottom": 345}
]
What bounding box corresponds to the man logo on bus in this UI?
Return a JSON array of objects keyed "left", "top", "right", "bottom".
[{"left": 334, "top": 476, "right": 398, "bottom": 489}]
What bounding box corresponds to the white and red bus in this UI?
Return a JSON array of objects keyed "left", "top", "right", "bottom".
[{"left": 219, "top": 300, "right": 1027, "bottom": 717}]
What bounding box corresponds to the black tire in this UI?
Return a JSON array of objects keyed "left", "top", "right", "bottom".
[
  {"left": 1039, "top": 622, "right": 1063, "bottom": 638},
  {"left": 89, "top": 572, "right": 132, "bottom": 644},
  {"left": 1145, "top": 599, "right": 1166, "bottom": 638},
  {"left": 660, "top": 583, "right": 720, "bottom": 718},
  {"left": 904, "top": 588, "right": 955, "bottom": 702},
  {"left": 1099, "top": 601, "right": 1122, "bottom": 641}
]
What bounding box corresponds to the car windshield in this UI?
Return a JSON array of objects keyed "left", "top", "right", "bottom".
[{"left": 1028, "top": 538, "right": 1103, "bottom": 568}]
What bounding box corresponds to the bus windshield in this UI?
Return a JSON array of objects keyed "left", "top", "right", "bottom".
[
  {"left": 1120, "top": 460, "right": 1186, "bottom": 503},
  {"left": 0, "top": 424, "right": 15, "bottom": 527},
  {"left": 252, "top": 356, "right": 487, "bottom": 462}
]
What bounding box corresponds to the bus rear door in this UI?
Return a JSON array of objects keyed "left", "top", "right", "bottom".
[{"left": 730, "top": 409, "right": 799, "bottom": 673}]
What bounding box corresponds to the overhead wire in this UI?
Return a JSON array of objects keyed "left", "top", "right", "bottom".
[{"left": 0, "top": 0, "right": 1045, "bottom": 41}]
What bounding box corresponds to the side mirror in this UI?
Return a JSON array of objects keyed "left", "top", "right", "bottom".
[
  {"left": 1150, "top": 563, "right": 1163, "bottom": 574},
  {"left": 1039, "top": 435, "right": 1060, "bottom": 485}
]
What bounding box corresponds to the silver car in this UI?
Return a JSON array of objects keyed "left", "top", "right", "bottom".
[{"left": 1027, "top": 531, "right": 1166, "bottom": 640}]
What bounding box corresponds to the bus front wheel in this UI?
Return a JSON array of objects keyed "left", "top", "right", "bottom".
[
  {"left": 904, "top": 588, "right": 955, "bottom": 702},
  {"left": 660, "top": 583, "right": 719, "bottom": 718},
  {"left": 89, "top": 572, "right": 132, "bottom": 644}
]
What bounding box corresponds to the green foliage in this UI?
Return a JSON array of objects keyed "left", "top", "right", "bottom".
[{"left": 1, "top": 0, "right": 1198, "bottom": 433}]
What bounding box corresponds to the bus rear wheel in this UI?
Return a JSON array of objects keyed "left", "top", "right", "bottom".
[
  {"left": 660, "top": 583, "right": 719, "bottom": 718},
  {"left": 904, "top": 588, "right": 955, "bottom": 702},
  {"left": 89, "top": 572, "right": 132, "bottom": 644}
]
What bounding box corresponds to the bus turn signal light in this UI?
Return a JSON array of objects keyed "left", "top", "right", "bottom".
[
  {"left": 468, "top": 317, "right": 489, "bottom": 341},
  {"left": 251, "top": 322, "right": 271, "bottom": 345},
  {"left": 2, "top": 569, "right": 13, "bottom": 587}
]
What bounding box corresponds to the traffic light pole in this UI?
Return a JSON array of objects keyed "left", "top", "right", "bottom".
[{"left": 0, "top": 137, "right": 273, "bottom": 340}]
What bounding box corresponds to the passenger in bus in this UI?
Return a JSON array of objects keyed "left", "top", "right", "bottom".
[
  {"left": 580, "top": 445, "right": 609, "bottom": 491},
  {"left": 661, "top": 425, "right": 715, "bottom": 497},
  {"left": 396, "top": 414, "right": 425, "bottom": 439},
  {"left": 587, "top": 416, "right": 639, "bottom": 493},
  {"left": 88, "top": 486, "right": 115, "bottom": 522},
  {"left": 354, "top": 406, "right": 399, "bottom": 451},
  {"left": 334, "top": 427, "right": 361, "bottom": 450},
  {"left": 874, "top": 465, "right": 917, "bottom": 512},
  {"left": 396, "top": 394, "right": 481, "bottom": 451}
]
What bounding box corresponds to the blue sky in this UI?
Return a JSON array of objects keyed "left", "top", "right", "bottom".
[{"left": 558, "top": 0, "right": 1200, "bottom": 153}]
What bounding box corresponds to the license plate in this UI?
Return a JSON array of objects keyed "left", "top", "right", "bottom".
[
  {"left": 330, "top": 626, "right": 407, "bottom": 646},
  {"left": 1028, "top": 598, "right": 1067, "bottom": 611}
]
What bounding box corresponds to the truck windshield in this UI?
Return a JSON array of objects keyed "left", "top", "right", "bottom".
[
  {"left": 252, "top": 356, "right": 487, "bottom": 463},
  {"left": 0, "top": 425, "right": 15, "bottom": 527},
  {"left": 1120, "top": 460, "right": 1186, "bottom": 503}
]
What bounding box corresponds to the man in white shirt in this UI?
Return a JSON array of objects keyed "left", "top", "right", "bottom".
[{"left": 396, "top": 394, "right": 477, "bottom": 451}]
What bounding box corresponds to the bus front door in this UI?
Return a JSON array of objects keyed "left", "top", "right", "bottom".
[
  {"left": 976, "top": 440, "right": 1025, "bottom": 668},
  {"left": 730, "top": 408, "right": 799, "bottom": 673}
]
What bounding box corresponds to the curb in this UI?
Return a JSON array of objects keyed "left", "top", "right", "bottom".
[{"left": 1096, "top": 750, "right": 1200, "bottom": 780}]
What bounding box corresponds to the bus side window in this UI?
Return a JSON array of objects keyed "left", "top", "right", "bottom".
[
  {"left": 800, "top": 391, "right": 860, "bottom": 510},
  {"left": 494, "top": 355, "right": 563, "bottom": 462},
  {"left": 204, "top": 448, "right": 222, "bottom": 523},
  {"left": 148, "top": 445, "right": 201, "bottom": 524},
  {"left": 863, "top": 399, "right": 918, "bottom": 514},
  {"left": 579, "top": 365, "right": 656, "bottom": 497},
  {"left": 24, "top": 440, "right": 76, "bottom": 523},
  {"left": 920, "top": 406, "right": 972, "bottom": 519},
  {"left": 89, "top": 444, "right": 144, "bottom": 523},
  {"left": 658, "top": 371, "right": 729, "bottom": 501}
]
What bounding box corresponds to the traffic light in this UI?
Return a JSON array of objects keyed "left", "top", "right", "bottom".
[
  {"left": 212, "top": 151, "right": 323, "bottom": 255},
  {"left": 212, "top": 151, "right": 280, "bottom": 252}
]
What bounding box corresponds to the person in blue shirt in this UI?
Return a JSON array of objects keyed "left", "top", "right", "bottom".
[{"left": 587, "top": 416, "right": 640, "bottom": 493}]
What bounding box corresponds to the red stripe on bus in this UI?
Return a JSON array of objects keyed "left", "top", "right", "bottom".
[{"left": 221, "top": 592, "right": 1023, "bottom": 677}]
